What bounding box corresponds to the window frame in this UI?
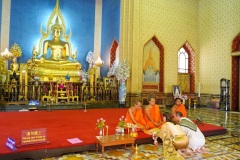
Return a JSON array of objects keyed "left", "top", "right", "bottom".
[{"left": 178, "top": 48, "right": 189, "bottom": 73}]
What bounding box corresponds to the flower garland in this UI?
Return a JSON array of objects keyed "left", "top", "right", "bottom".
[
  {"left": 107, "top": 60, "right": 118, "bottom": 77},
  {"left": 115, "top": 60, "right": 130, "bottom": 81},
  {"left": 81, "top": 69, "right": 89, "bottom": 83}
]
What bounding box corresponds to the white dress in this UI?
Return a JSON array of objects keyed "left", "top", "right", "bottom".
[{"left": 180, "top": 118, "right": 205, "bottom": 151}]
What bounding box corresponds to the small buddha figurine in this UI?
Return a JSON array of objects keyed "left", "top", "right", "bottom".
[
  {"left": 42, "top": 17, "right": 70, "bottom": 61},
  {"left": 10, "top": 57, "right": 19, "bottom": 72}
]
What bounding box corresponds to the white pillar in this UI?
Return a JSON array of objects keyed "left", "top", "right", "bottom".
[
  {"left": 1, "top": 0, "right": 11, "bottom": 69},
  {"left": 94, "top": 0, "right": 102, "bottom": 76}
]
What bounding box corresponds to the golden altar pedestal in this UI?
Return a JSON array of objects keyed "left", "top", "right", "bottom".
[{"left": 27, "top": 59, "right": 82, "bottom": 82}]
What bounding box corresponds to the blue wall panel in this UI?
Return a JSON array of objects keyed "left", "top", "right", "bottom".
[
  {"left": 9, "top": 0, "right": 95, "bottom": 71},
  {"left": 101, "top": 0, "right": 120, "bottom": 77},
  {"left": 0, "top": 0, "right": 2, "bottom": 45}
]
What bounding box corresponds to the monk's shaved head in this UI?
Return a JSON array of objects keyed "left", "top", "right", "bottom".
[{"left": 134, "top": 100, "right": 141, "bottom": 105}]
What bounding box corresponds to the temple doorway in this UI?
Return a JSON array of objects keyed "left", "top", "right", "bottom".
[
  {"left": 239, "top": 58, "right": 240, "bottom": 111},
  {"left": 231, "top": 33, "right": 240, "bottom": 111}
]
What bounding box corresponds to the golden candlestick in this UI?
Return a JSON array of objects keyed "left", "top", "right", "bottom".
[
  {"left": 188, "top": 98, "right": 191, "bottom": 109},
  {"left": 135, "top": 144, "right": 138, "bottom": 155},
  {"left": 193, "top": 99, "right": 197, "bottom": 109}
]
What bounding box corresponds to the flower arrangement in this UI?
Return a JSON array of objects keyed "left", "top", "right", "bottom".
[
  {"left": 118, "top": 116, "right": 127, "bottom": 128},
  {"left": 174, "top": 94, "right": 188, "bottom": 100},
  {"left": 86, "top": 51, "right": 95, "bottom": 69},
  {"left": 115, "top": 60, "right": 130, "bottom": 81},
  {"left": 96, "top": 118, "right": 105, "bottom": 129},
  {"left": 107, "top": 60, "right": 118, "bottom": 77},
  {"left": 81, "top": 69, "right": 89, "bottom": 83}
]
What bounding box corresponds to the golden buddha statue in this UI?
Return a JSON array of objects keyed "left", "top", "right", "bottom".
[
  {"left": 42, "top": 17, "right": 69, "bottom": 61},
  {"left": 26, "top": 0, "right": 82, "bottom": 82}
]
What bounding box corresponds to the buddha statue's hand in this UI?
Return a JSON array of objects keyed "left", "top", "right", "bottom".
[{"left": 63, "top": 56, "right": 69, "bottom": 61}]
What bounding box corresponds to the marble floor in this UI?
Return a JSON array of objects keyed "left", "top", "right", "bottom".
[{"left": 43, "top": 107, "right": 240, "bottom": 160}]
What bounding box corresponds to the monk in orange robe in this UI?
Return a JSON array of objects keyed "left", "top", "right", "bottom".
[
  {"left": 125, "top": 100, "right": 148, "bottom": 129},
  {"left": 144, "top": 96, "right": 163, "bottom": 129},
  {"left": 171, "top": 98, "right": 187, "bottom": 118}
]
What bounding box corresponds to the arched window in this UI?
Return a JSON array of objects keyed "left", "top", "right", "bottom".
[
  {"left": 177, "top": 42, "right": 195, "bottom": 93},
  {"left": 178, "top": 47, "right": 188, "bottom": 73}
]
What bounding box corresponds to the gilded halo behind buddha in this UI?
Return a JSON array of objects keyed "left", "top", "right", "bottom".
[{"left": 26, "top": 0, "right": 82, "bottom": 82}]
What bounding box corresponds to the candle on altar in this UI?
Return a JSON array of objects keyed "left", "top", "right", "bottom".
[
  {"left": 103, "top": 128, "right": 104, "bottom": 137},
  {"left": 106, "top": 126, "right": 108, "bottom": 136},
  {"left": 198, "top": 83, "right": 201, "bottom": 97},
  {"left": 127, "top": 127, "right": 129, "bottom": 135}
]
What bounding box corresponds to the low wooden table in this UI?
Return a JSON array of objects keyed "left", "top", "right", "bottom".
[{"left": 96, "top": 135, "right": 135, "bottom": 157}]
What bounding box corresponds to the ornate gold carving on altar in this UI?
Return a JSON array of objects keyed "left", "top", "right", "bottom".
[
  {"left": 178, "top": 73, "right": 190, "bottom": 93},
  {"left": 0, "top": 55, "right": 7, "bottom": 83}
]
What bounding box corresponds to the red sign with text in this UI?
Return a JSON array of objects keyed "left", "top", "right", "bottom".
[{"left": 21, "top": 128, "right": 47, "bottom": 145}]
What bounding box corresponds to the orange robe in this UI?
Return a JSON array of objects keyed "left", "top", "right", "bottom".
[
  {"left": 144, "top": 105, "right": 163, "bottom": 129},
  {"left": 125, "top": 107, "right": 146, "bottom": 127},
  {"left": 171, "top": 104, "right": 187, "bottom": 117}
]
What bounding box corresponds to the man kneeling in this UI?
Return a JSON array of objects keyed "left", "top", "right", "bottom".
[
  {"left": 152, "top": 112, "right": 189, "bottom": 159},
  {"left": 173, "top": 111, "right": 206, "bottom": 153}
]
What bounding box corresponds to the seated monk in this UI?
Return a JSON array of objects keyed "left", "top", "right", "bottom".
[
  {"left": 144, "top": 96, "right": 163, "bottom": 129},
  {"left": 125, "top": 100, "right": 148, "bottom": 130},
  {"left": 171, "top": 98, "right": 187, "bottom": 118}
]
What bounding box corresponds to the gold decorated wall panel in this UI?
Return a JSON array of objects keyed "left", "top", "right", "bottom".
[
  {"left": 198, "top": 0, "right": 240, "bottom": 94},
  {"left": 178, "top": 74, "right": 190, "bottom": 93}
]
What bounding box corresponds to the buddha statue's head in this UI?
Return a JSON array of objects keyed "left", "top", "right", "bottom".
[{"left": 51, "top": 17, "right": 63, "bottom": 39}]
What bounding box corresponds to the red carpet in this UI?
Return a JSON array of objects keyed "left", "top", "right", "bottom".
[
  {"left": 0, "top": 109, "right": 226, "bottom": 155},
  {"left": 194, "top": 120, "right": 226, "bottom": 136}
]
